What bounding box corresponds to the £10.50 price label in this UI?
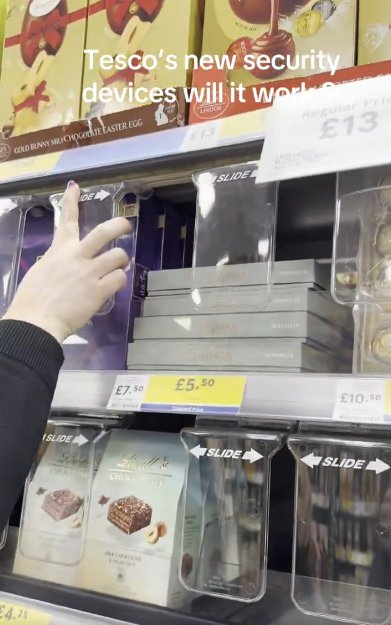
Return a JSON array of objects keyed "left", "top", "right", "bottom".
[
  {"left": 0, "top": 601, "right": 51, "bottom": 624},
  {"left": 142, "top": 375, "right": 246, "bottom": 415},
  {"left": 107, "top": 375, "right": 149, "bottom": 411},
  {"left": 333, "top": 379, "right": 386, "bottom": 423},
  {"left": 257, "top": 74, "right": 391, "bottom": 183}
]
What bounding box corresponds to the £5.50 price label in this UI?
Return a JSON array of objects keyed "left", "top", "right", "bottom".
[
  {"left": 142, "top": 375, "right": 246, "bottom": 415},
  {"left": 333, "top": 379, "right": 386, "bottom": 423},
  {"left": 257, "top": 74, "right": 391, "bottom": 183},
  {"left": 106, "top": 375, "right": 149, "bottom": 411},
  {"left": 0, "top": 601, "right": 51, "bottom": 624}
]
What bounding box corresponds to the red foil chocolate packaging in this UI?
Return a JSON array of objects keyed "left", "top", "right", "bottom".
[
  {"left": 202, "top": 0, "right": 357, "bottom": 86},
  {"left": 82, "top": 0, "right": 202, "bottom": 118},
  {"left": 0, "top": 0, "right": 88, "bottom": 137}
]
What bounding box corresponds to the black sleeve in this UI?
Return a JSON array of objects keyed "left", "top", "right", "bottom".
[{"left": 0, "top": 320, "right": 64, "bottom": 532}]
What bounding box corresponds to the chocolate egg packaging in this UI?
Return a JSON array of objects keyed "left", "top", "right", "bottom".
[
  {"left": 332, "top": 166, "right": 391, "bottom": 373},
  {"left": 358, "top": 0, "right": 391, "bottom": 66},
  {"left": 0, "top": 0, "right": 88, "bottom": 138},
  {"left": 81, "top": 0, "right": 202, "bottom": 119},
  {"left": 0, "top": 0, "right": 7, "bottom": 76},
  {"left": 201, "top": 0, "right": 357, "bottom": 87}
]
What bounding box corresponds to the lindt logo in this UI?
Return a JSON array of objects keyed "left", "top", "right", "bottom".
[
  {"left": 116, "top": 454, "right": 169, "bottom": 472},
  {"left": 0, "top": 144, "right": 11, "bottom": 163}
]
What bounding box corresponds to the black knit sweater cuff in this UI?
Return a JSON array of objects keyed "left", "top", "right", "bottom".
[{"left": 0, "top": 320, "right": 64, "bottom": 393}]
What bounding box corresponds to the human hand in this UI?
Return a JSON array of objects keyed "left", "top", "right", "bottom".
[{"left": 2, "top": 181, "right": 131, "bottom": 344}]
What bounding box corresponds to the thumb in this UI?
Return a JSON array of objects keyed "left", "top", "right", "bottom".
[{"left": 54, "top": 181, "right": 80, "bottom": 241}]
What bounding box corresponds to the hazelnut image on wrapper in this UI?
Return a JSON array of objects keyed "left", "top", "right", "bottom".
[{"left": 145, "top": 522, "right": 167, "bottom": 544}]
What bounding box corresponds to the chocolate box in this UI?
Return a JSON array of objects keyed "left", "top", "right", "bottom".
[
  {"left": 82, "top": 0, "right": 202, "bottom": 119},
  {"left": 14, "top": 425, "right": 102, "bottom": 585},
  {"left": 0, "top": 0, "right": 6, "bottom": 75},
  {"left": 201, "top": 0, "right": 357, "bottom": 88},
  {"left": 79, "top": 430, "right": 199, "bottom": 608},
  {"left": 358, "top": 0, "right": 391, "bottom": 65},
  {"left": 0, "top": 0, "right": 88, "bottom": 138}
]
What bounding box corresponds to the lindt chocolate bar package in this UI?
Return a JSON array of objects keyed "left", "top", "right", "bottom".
[
  {"left": 0, "top": 0, "right": 88, "bottom": 137},
  {"left": 50, "top": 183, "right": 136, "bottom": 370},
  {"left": 358, "top": 0, "right": 391, "bottom": 65},
  {"left": 14, "top": 425, "right": 100, "bottom": 583},
  {"left": 79, "top": 430, "right": 199, "bottom": 608},
  {"left": 202, "top": 0, "right": 356, "bottom": 88},
  {"left": 82, "top": 0, "right": 202, "bottom": 119},
  {"left": 14, "top": 425, "right": 109, "bottom": 586},
  {"left": 0, "top": 0, "right": 6, "bottom": 72}
]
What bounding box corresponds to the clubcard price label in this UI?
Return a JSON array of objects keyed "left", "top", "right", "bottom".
[
  {"left": 0, "top": 601, "right": 51, "bottom": 624},
  {"left": 333, "top": 379, "right": 386, "bottom": 423},
  {"left": 181, "top": 120, "right": 221, "bottom": 152},
  {"left": 142, "top": 375, "right": 246, "bottom": 415},
  {"left": 257, "top": 74, "right": 391, "bottom": 183},
  {"left": 107, "top": 375, "right": 149, "bottom": 411}
]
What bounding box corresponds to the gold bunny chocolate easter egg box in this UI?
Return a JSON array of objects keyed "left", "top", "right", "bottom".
[{"left": 0, "top": 0, "right": 88, "bottom": 139}]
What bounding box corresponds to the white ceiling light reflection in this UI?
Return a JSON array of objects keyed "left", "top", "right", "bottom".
[
  {"left": 197, "top": 172, "right": 216, "bottom": 219},
  {"left": 174, "top": 317, "right": 192, "bottom": 332},
  {"left": 192, "top": 289, "right": 202, "bottom": 307},
  {"left": 258, "top": 239, "right": 270, "bottom": 258},
  {"left": 64, "top": 335, "right": 88, "bottom": 345}
]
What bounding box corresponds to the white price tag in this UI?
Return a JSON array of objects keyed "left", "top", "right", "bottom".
[
  {"left": 333, "top": 379, "right": 385, "bottom": 423},
  {"left": 107, "top": 375, "right": 148, "bottom": 411},
  {"left": 181, "top": 120, "right": 221, "bottom": 152},
  {"left": 257, "top": 75, "right": 391, "bottom": 183}
]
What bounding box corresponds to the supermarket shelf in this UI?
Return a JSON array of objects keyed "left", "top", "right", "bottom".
[
  {"left": 52, "top": 370, "right": 389, "bottom": 424},
  {"left": 0, "top": 111, "right": 266, "bottom": 191},
  {"left": 0, "top": 570, "right": 343, "bottom": 625}
]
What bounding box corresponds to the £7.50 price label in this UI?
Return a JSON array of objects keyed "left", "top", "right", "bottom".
[
  {"left": 333, "top": 379, "right": 386, "bottom": 424},
  {"left": 257, "top": 74, "right": 391, "bottom": 183},
  {"left": 107, "top": 375, "right": 149, "bottom": 411},
  {"left": 142, "top": 375, "right": 246, "bottom": 415},
  {"left": 0, "top": 601, "right": 51, "bottom": 624}
]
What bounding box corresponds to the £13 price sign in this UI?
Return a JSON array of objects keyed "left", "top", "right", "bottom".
[
  {"left": 142, "top": 375, "right": 246, "bottom": 415},
  {"left": 257, "top": 74, "right": 391, "bottom": 183}
]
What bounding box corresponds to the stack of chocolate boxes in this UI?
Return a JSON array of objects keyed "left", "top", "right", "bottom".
[{"left": 128, "top": 260, "right": 353, "bottom": 372}]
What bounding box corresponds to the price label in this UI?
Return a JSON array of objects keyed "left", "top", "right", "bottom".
[
  {"left": 333, "top": 379, "right": 386, "bottom": 423},
  {"left": 257, "top": 74, "right": 391, "bottom": 183},
  {"left": 142, "top": 375, "right": 246, "bottom": 415},
  {"left": 106, "top": 375, "right": 148, "bottom": 411},
  {"left": 0, "top": 601, "right": 51, "bottom": 624},
  {"left": 181, "top": 120, "right": 221, "bottom": 152}
]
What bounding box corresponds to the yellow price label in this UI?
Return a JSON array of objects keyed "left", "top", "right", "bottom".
[
  {"left": 143, "top": 375, "right": 246, "bottom": 415},
  {"left": 0, "top": 601, "right": 51, "bottom": 625},
  {"left": 0, "top": 153, "right": 62, "bottom": 182}
]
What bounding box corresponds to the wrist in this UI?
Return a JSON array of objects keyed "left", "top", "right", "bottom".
[{"left": 2, "top": 310, "right": 67, "bottom": 345}]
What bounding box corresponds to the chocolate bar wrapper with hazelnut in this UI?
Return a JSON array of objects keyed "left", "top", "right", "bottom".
[
  {"left": 42, "top": 489, "right": 83, "bottom": 522},
  {"left": 108, "top": 496, "right": 152, "bottom": 535}
]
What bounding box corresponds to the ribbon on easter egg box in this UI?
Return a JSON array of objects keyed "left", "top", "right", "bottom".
[{"left": 14, "top": 81, "right": 50, "bottom": 113}]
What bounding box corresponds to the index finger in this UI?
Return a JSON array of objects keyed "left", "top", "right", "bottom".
[{"left": 54, "top": 181, "right": 80, "bottom": 241}]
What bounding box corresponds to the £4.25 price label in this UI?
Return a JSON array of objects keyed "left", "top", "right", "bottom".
[
  {"left": 257, "top": 74, "right": 391, "bottom": 183},
  {"left": 0, "top": 601, "right": 51, "bottom": 624},
  {"left": 107, "top": 375, "right": 149, "bottom": 411},
  {"left": 142, "top": 375, "right": 246, "bottom": 415},
  {"left": 333, "top": 379, "right": 386, "bottom": 423}
]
